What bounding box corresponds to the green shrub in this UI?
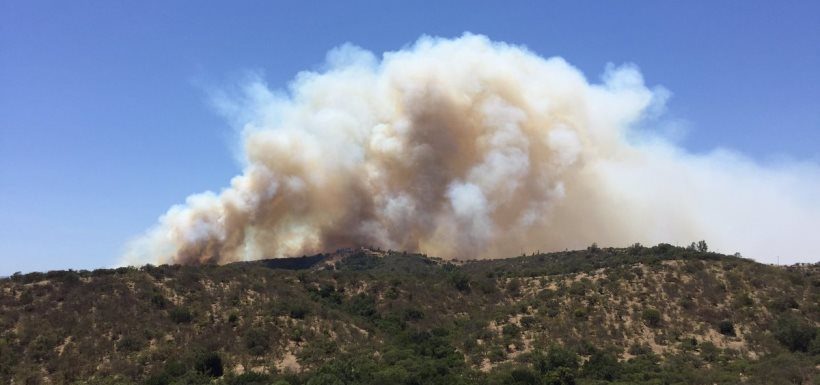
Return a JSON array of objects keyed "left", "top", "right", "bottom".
[
  {"left": 628, "top": 342, "right": 652, "bottom": 356},
  {"left": 520, "top": 315, "right": 536, "bottom": 328},
  {"left": 450, "top": 272, "right": 471, "bottom": 292},
  {"left": 166, "top": 371, "right": 212, "bottom": 384},
  {"left": 533, "top": 344, "right": 579, "bottom": 373},
  {"left": 116, "top": 335, "right": 144, "bottom": 353},
  {"left": 583, "top": 350, "right": 621, "bottom": 381},
  {"left": 194, "top": 352, "right": 223, "bottom": 377},
  {"left": 568, "top": 281, "right": 586, "bottom": 296},
  {"left": 773, "top": 316, "right": 817, "bottom": 352},
  {"left": 733, "top": 293, "right": 754, "bottom": 308},
  {"left": 163, "top": 359, "right": 187, "bottom": 377},
  {"left": 572, "top": 308, "right": 587, "bottom": 319},
  {"left": 150, "top": 293, "right": 167, "bottom": 309},
  {"left": 542, "top": 367, "right": 575, "bottom": 385},
  {"left": 169, "top": 307, "right": 193, "bottom": 324},
  {"left": 748, "top": 352, "right": 815, "bottom": 385},
  {"left": 502, "top": 324, "right": 521, "bottom": 339},
  {"left": 225, "top": 372, "right": 274, "bottom": 385},
  {"left": 500, "top": 367, "right": 541, "bottom": 385},
  {"left": 402, "top": 308, "right": 424, "bottom": 322},
  {"left": 347, "top": 294, "right": 378, "bottom": 320},
  {"left": 768, "top": 296, "right": 800, "bottom": 312},
  {"left": 337, "top": 252, "right": 382, "bottom": 270},
  {"left": 699, "top": 341, "right": 719, "bottom": 362},
  {"left": 717, "top": 320, "right": 735, "bottom": 336},
  {"left": 143, "top": 373, "right": 171, "bottom": 385},
  {"left": 244, "top": 328, "right": 270, "bottom": 355},
  {"left": 28, "top": 334, "right": 59, "bottom": 362},
  {"left": 506, "top": 279, "right": 521, "bottom": 295},
  {"left": 544, "top": 300, "right": 560, "bottom": 318},
  {"left": 809, "top": 333, "right": 820, "bottom": 355},
  {"left": 289, "top": 305, "right": 308, "bottom": 319},
  {"left": 679, "top": 337, "right": 698, "bottom": 351},
  {"left": 642, "top": 308, "right": 662, "bottom": 327},
  {"left": 489, "top": 346, "right": 507, "bottom": 362},
  {"left": 385, "top": 286, "right": 400, "bottom": 299},
  {"left": 0, "top": 339, "right": 17, "bottom": 377}
]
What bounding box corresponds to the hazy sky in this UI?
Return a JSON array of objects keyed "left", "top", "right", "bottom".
[{"left": 1, "top": 1, "right": 819, "bottom": 275}]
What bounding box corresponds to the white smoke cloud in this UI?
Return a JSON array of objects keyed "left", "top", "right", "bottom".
[{"left": 123, "top": 34, "right": 820, "bottom": 266}]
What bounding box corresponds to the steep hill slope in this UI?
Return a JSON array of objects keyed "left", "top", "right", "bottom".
[{"left": 1, "top": 245, "right": 818, "bottom": 384}]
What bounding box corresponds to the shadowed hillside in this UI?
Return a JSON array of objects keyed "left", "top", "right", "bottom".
[{"left": 1, "top": 244, "right": 818, "bottom": 384}]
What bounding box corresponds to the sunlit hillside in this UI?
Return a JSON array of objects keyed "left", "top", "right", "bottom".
[{"left": 1, "top": 244, "right": 818, "bottom": 384}]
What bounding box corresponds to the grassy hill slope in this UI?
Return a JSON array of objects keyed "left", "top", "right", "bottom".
[{"left": 1, "top": 244, "right": 818, "bottom": 384}]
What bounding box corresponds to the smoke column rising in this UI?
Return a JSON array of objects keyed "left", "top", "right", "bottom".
[{"left": 123, "top": 34, "right": 820, "bottom": 266}]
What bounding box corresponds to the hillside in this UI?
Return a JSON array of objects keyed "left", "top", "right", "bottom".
[{"left": 1, "top": 244, "right": 818, "bottom": 384}]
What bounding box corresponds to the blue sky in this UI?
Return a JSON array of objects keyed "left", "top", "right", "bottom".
[{"left": 1, "top": 1, "right": 818, "bottom": 275}]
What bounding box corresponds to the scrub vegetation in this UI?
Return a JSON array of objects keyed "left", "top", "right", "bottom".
[{"left": 1, "top": 244, "right": 818, "bottom": 384}]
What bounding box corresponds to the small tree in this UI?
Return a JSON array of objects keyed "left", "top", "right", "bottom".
[
  {"left": 450, "top": 272, "right": 471, "bottom": 293},
  {"left": 699, "top": 341, "right": 720, "bottom": 362},
  {"left": 696, "top": 240, "right": 708, "bottom": 252},
  {"left": 502, "top": 324, "right": 521, "bottom": 339},
  {"left": 583, "top": 350, "right": 621, "bottom": 381},
  {"left": 195, "top": 352, "right": 223, "bottom": 377},
  {"left": 774, "top": 316, "right": 817, "bottom": 352},
  {"left": 717, "top": 320, "right": 735, "bottom": 336},
  {"left": 642, "top": 308, "right": 662, "bottom": 328},
  {"left": 244, "top": 328, "right": 270, "bottom": 356},
  {"left": 533, "top": 344, "right": 579, "bottom": 373}
]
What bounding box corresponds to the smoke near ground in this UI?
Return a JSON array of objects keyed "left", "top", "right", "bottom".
[{"left": 123, "top": 34, "right": 820, "bottom": 266}]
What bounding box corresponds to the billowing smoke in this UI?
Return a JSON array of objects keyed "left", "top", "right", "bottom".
[{"left": 123, "top": 34, "right": 820, "bottom": 266}]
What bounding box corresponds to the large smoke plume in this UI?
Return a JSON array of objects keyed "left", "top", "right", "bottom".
[{"left": 124, "top": 34, "right": 820, "bottom": 266}]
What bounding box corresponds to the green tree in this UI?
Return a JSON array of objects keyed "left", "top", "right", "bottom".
[
  {"left": 533, "top": 344, "right": 579, "bottom": 373},
  {"left": 582, "top": 350, "right": 621, "bottom": 381},
  {"left": 244, "top": 328, "right": 270, "bottom": 356},
  {"left": 450, "top": 271, "right": 471, "bottom": 292},
  {"left": 642, "top": 308, "right": 662, "bottom": 328},
  {"left": 195, "top": 352, "right": 223, "bottom": 377},
  {"left": 773, "top": 316, "right": 817, "bottom": 352},
  {"left": 717, "top": 320, "right": 735, "bottom": 336}
]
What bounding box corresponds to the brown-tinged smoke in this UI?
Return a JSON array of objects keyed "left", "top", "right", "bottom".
[{"left": 123, "top": 34, "right": 820, "bottom": 266}]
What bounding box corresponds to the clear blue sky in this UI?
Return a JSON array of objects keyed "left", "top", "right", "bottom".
[{"left": 1, "top": 1, "right": 818, "bottom": 275}]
